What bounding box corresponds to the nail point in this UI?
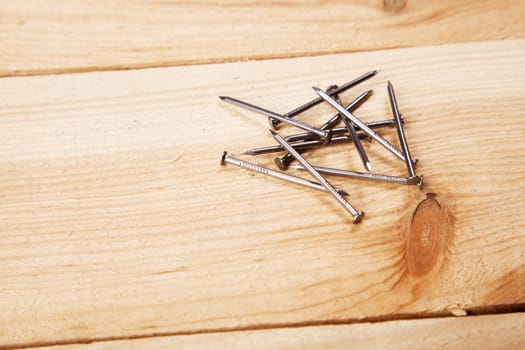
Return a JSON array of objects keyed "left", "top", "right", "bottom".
[
  {"left": 268, "top": 117, "right": 277, "bottom": 130},
  {"left": 366, "top": 161, "right": 372, "bottom": 172},
  {"left": 418, "top": 175, "right": 424, "bottom": 190},
  {"left": 407, "top": 175, "right": 423, "bottom": 188}
]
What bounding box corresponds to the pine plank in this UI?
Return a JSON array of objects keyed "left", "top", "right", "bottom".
[
  {"left": 32, "top": 313, "right": 525, "bottom": 350},
  {"left": 1, "top": 39, "right": 525, "bottom": 347},
  {"left": 1, "top": 0, "right": 524, "bottom": 76}
]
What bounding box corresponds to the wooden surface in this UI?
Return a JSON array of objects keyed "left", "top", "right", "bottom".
[
  {"left": 1, "top": 39, "right": 524, "bottom": 348},
  {"left": 1, "top": 0, "right": 525, "bottom": 76},
  {"left": 33, "top": 313, "right": 525, "bottom": 350}
]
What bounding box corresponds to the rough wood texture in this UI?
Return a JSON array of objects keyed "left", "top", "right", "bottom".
[
  {"left": 1, "top": 40, "right": 525, "bottom": 348},
  {"left": 1, "top": 0, "right": 524, "bottom": 76},
  {"left": 33, "top": 313, "right": 525, "bottom": 350}
]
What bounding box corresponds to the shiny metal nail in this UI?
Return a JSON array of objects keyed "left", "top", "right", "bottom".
[
  {"left": 291, "top": 164, "right": 424, "bottom": 189},
  {"left": 333, "top": 93, "right": 372, "bottom": 171},
  {"left": 219, "top": 96, "right": 331, "bottom": 141},
  {"left": 244, "top": 134, "right": 367, "bottom": 156},
  {"left": 284, "top": 114, "right": 398, "bottom": 143},
  {"left": 271, "top": 69, "right": 379, "bottom": 128},
  {"left": 220, "top": 151, "right": 350, "bottom": 196},
  {"left": 387, "top": 81, "right": 418, "bottom": 183}
]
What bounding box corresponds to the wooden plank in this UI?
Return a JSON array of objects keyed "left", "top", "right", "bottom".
[
  {"left": 1, "top": 39, "right": 524, "bottom": 347},
  {"left": 32, "top": 313, "right": 525, "bottom": 350},
  {"left": 1, "top": 0, "right": 524, "bottom": 77}
]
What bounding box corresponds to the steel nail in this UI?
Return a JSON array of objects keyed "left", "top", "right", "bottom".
[
  {"left": 220, "top": 151, "right": 350, "bottom": 196},
  {"left": 292, "top": 164, "right": 424, "bottom": 189},
  {"left": 333, "top": 93, "right": 372, "bottom": 172},
  {"left": 387, "top": 81, "right": 418, "bottom": 182},
  {"left": 219, "top": 96, "right": 331, "bottom": 141},
  {"left": 284, "top": 114, "right": 398, "bottom": 143},
  {"left": 271, "top": 69, "right": 379, "bottom": 128},
  {"left": 244, "top": 134, "right": 368, "bottom": 156}
]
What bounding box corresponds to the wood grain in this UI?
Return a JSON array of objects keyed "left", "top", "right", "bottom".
[
  {"left": 1, "top": 0, "right": 524, "bottom": 76},
  {"left": 33, "top": 313, "right": 525, "bottom": 350},
  {"left": 1, "top": 39, "right": 525, "bottom": 348}
]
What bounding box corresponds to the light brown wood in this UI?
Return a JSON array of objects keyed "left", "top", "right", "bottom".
[
  {"left": 33, "top": 313, "right": 525, "bottom": 350},
  {"left": 1, "top": 39, "right": 525, "bottom": 348},
  {"left": 1, "top": 0, "right": 525, "bottom": 77}
]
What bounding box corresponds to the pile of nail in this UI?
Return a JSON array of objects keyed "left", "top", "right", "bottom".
[{"left": 219, "top": 70, "right": 422, "bottom": 224}]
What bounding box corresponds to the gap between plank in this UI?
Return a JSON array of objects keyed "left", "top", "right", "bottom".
[
  {"left": 0, "top": 44, "right": 413, "bottom": 78},
  {"left": 3, "top": 303, "right": 524, "bottom": 350}
]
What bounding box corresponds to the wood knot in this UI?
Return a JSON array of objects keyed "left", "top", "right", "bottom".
[
  {"left": 383, "top": 0, "right": 406, "bottom": 12},
  {"left": 405, "top": 193, "right": 453, "bottom": 276}
]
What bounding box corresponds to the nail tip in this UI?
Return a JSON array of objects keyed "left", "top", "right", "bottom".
[
  {"left": 268, "top": 117, "right": 278, "bottom": 130},
  {"left": 365, "top": 162, "right": 373, "bottom": 172},
  {"left": 418, "top": 175, "right": 424, "bottom": 190}
]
